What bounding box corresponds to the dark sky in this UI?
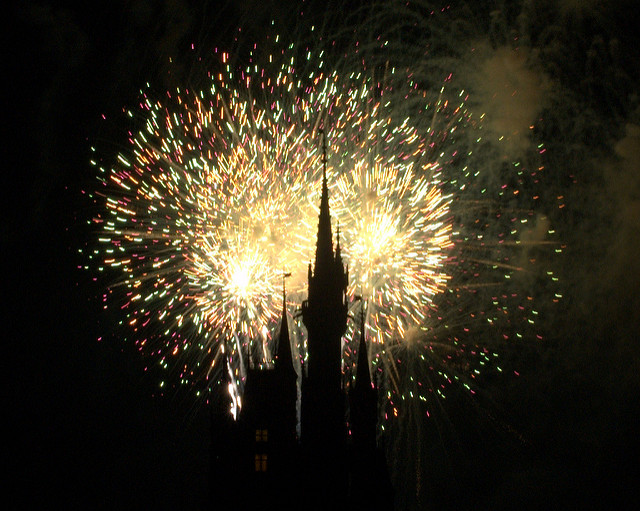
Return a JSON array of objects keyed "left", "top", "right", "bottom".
[
  {"left": 7, "top": 1, "right": 640, "bottom": 509},
  {"left": 7, "top": 3, "right": 229, "bottom": 509}
]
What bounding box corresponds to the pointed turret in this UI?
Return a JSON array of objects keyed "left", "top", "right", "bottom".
[
  {"left": 303, "top": 130, "right": 348, "bottom": 345},
  {"left": 354, "top": 317, "right": 372, "bottom": 391},
  {"left": 348, "top": 299, "right": 389, "bottom": 509},
  {"left": 237, "top": 273, "right": 298, "bottom": 507},
  {"left": 349, "top": 298, "right": 377, "bottom": 440},
  {"left": 302, "top": 129, "right": 348, "bottom": 379},
  {"left": 351, "top": 300, "right": 376, "bottom": 399},
  {"left": 274, "top": 272, "right": 296, "bottom": 377},
  {"left": 335, "top": 223, "right": 349, "bottom": 287}
]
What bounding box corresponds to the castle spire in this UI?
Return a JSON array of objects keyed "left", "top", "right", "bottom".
[
  {"left": 274, "top": 271, "right": 295, "bottom": 376},
  {"left": 348, "top": 296, "right": 386, "bottom": 507},
  {"left": 300, "top": 127, "right": 350, "bottom": 507},
  {"left": 314, "top": 129, "right": 333, "bottom": 274}
]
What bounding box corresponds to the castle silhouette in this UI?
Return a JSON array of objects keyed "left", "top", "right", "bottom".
[{"left": 209, "top": 135, "right": 393, "bottom": 510}]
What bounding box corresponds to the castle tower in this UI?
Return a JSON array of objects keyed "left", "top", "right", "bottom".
[
  {"left": 238, "top": 276, "right": 298, "bottom": 506},
  {"left": 300, "top": 131, "right": 349, "bottom": 506},
  {"left": 348, "top": 300, "right": 393, "bottom": 508},
  {"left": 349, "top": 301, "right": 378, "bottom": 454},
  {"left": 210, "top": 131, "right": 393, "bottom": 509}
]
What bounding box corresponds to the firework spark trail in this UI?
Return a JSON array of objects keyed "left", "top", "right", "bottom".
[
  {"left": 89, "top": 50, "right": 328, "bottom": 398},
  {"left": 334, "top": 150, "right": 453, "bottom": 373},
  {"left": 295, "top": 14, "right": 562, "bottom": 501},
  {"left": 84, "top": 2, "right": 561, "bottom": 449},
  {"left": 85, "top": 32, "right": 463, "bottom": 411},
  {"left": 80, "top": 5, "right": 567, "bottom": 508}
]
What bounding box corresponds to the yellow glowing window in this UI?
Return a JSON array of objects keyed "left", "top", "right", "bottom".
[
  {"left": 255, "top": 429, "right": 268, "bottom": 442},
  {"left": 254, "top": 453, "right": 268, "bottom": 472}
]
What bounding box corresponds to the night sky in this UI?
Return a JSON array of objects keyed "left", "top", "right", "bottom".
[{"left": 7, "top": 1, "right": 640, "bottom": 509}]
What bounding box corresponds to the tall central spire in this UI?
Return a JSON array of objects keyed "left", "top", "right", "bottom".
[
  {"left": 304, "top": 129, "right": 349, "bottom": 338},
  {"left": 314, "top": 129, "right": 333, "bottom": 274},
  {"left": 300, "top": 128, "right": 350, "bottom": 507}
]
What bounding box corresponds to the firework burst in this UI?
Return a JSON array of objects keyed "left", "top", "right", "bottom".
[
  {"left": 83, "top": 3, "right": 559, "bottom": 446},
  {"left": 84, "top": 30, "right": 464, "bottom": 410},
  {"left": 75, "top": 4, "right": 570, "bottom": 510}
]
